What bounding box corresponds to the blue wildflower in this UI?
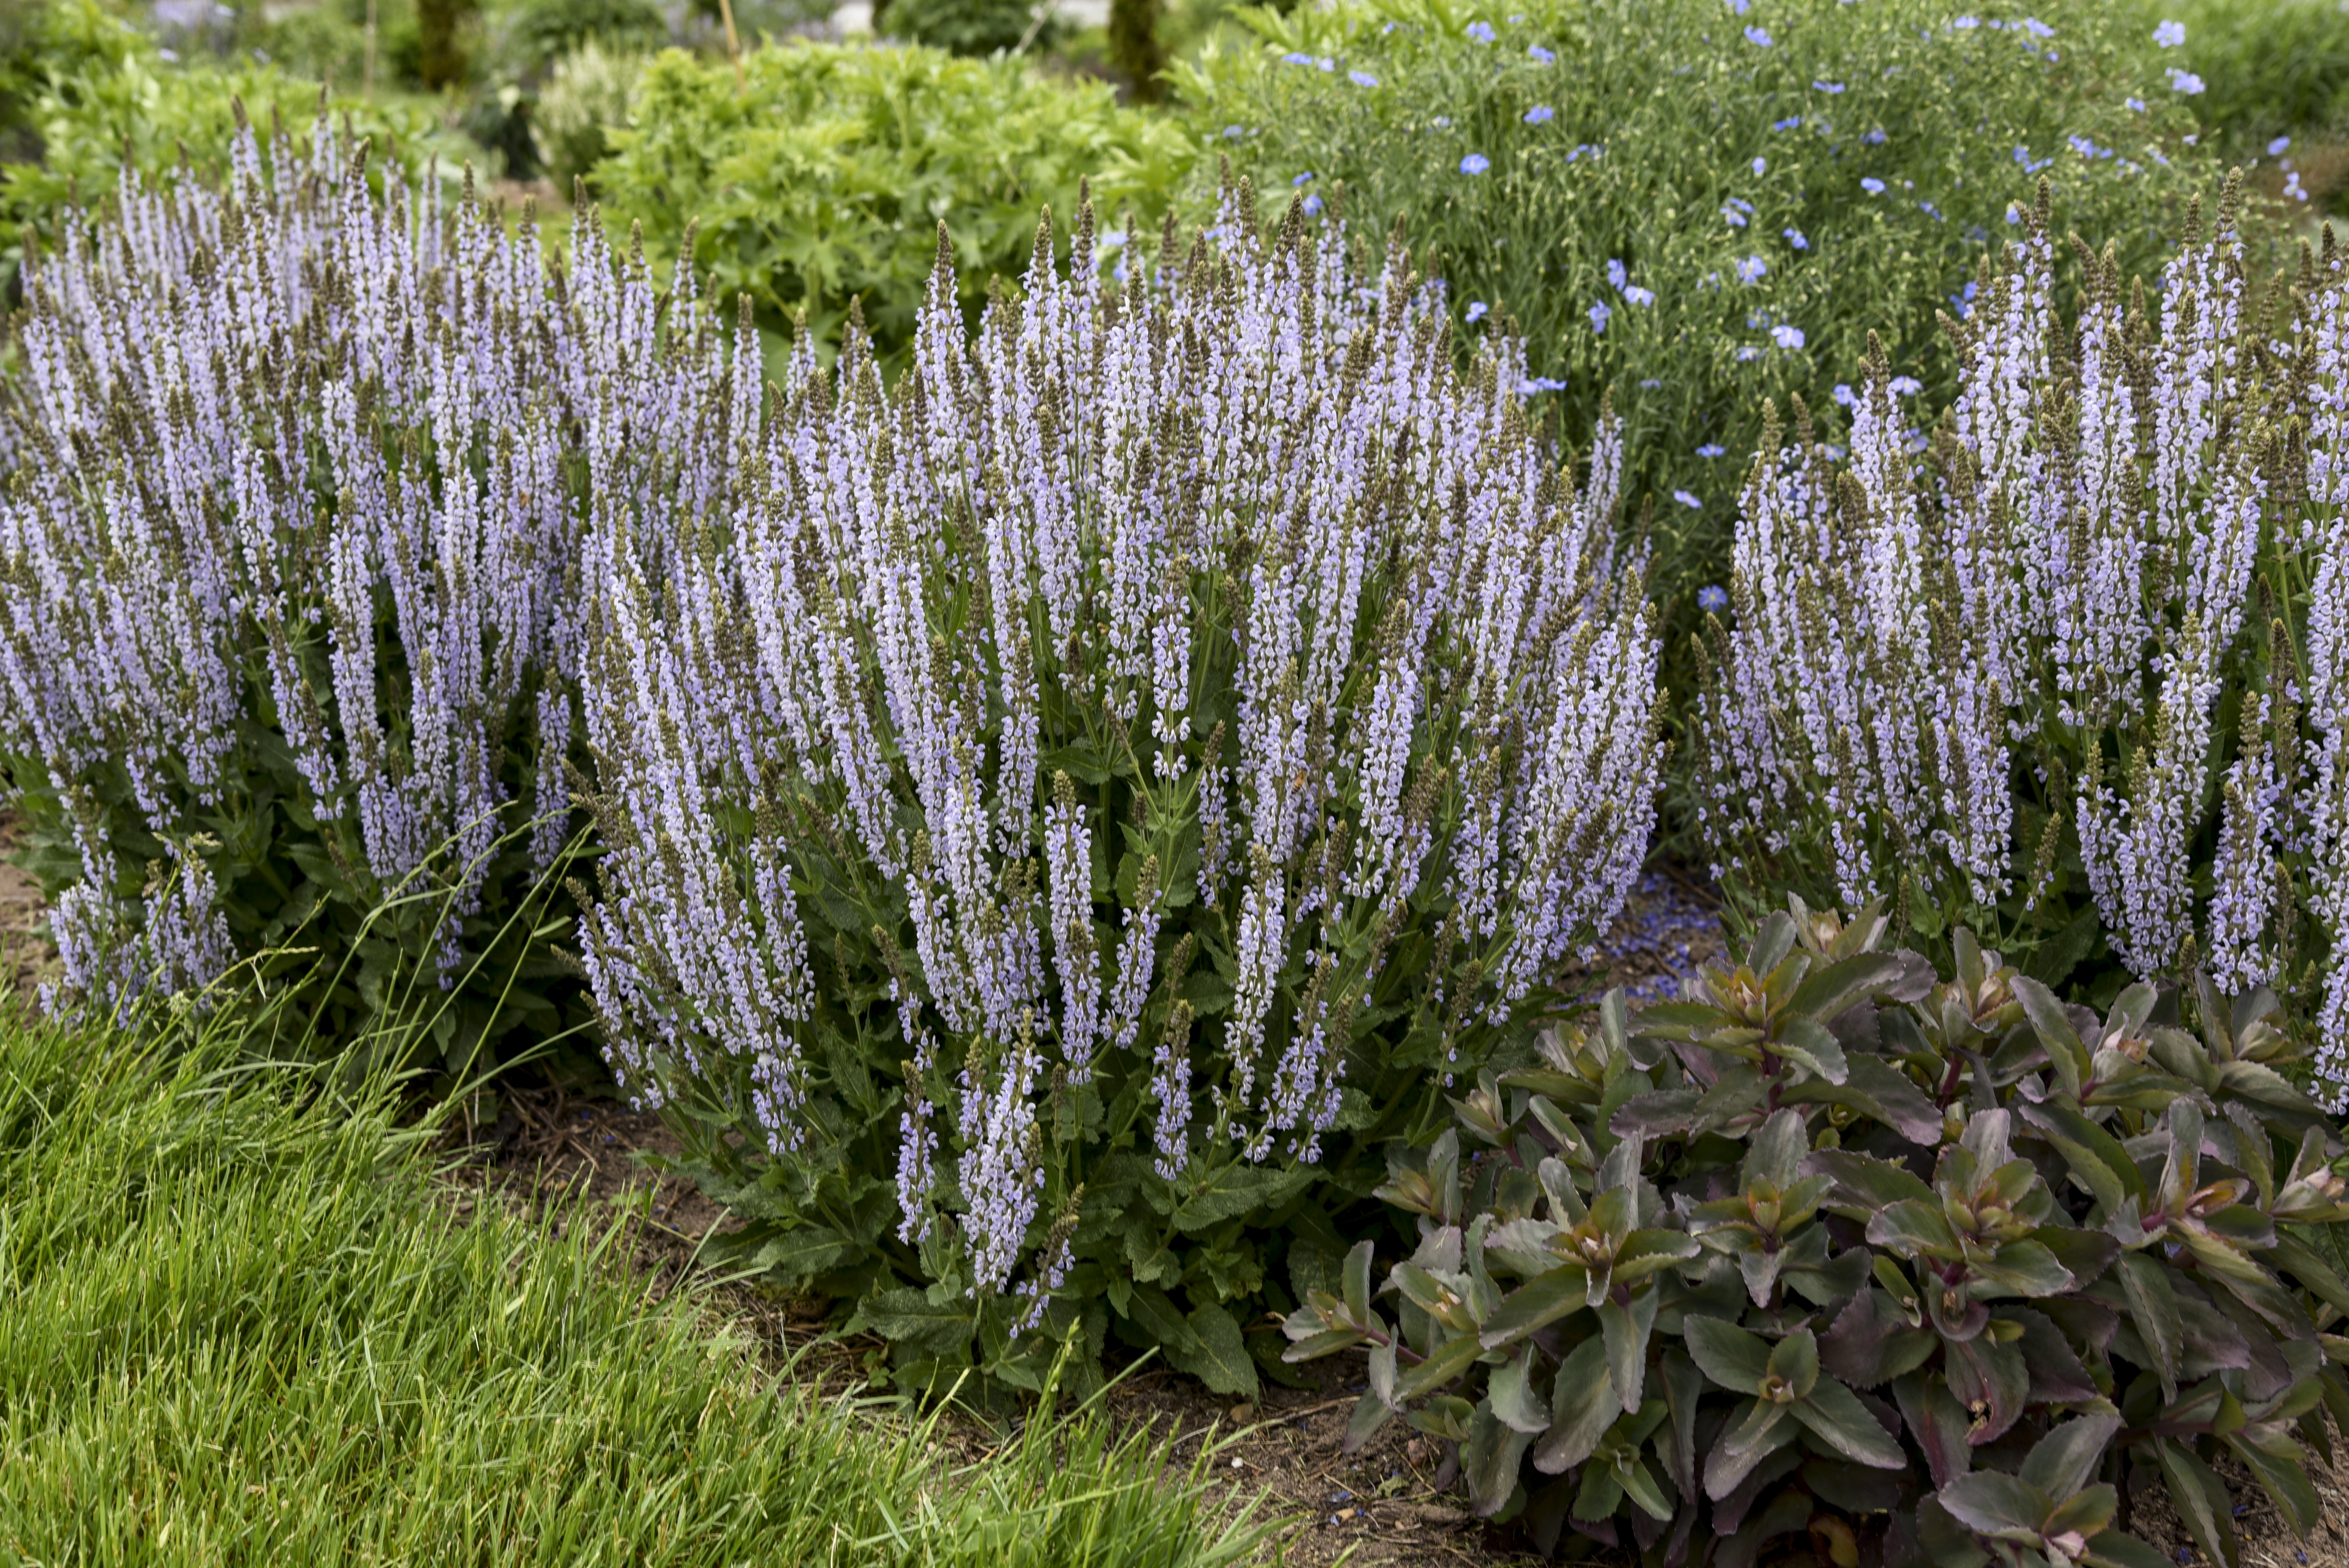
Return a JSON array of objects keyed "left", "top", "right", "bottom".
[
  {"left": 1468, "top": 20, "right": 1496, "bottom": 42},
  {"left": 1752, "top": 156, "right": 1768, "bottom": 175},
  {"left": 1861, "top": 176, "right": 1886, "bottom": 193},
  {"left": 2270, "top": 135, "right": 2292, "bottom": 155},
  {"left": 1744, "top": 24, "right": 1772, "bottom": 45},
  {"left": 1460, "top": 153, "right": 1491, "bottom": 175},
  {"left": 1350, "top": 70, "right": 1379, "bottom": 87},
  {"left": 1623, "top": 285, "right": 1655, "bottom": 306},
  {"left": 1675, "top": 490, "right": 1704, "bottom": 508},
  {"left": 1772, "top": 323, "right": 1805, "bottom": 349},
  {"left": 1697, "top": 584, "right": 1730, "bottom": 612},
  {"left": 1772, "top": 116, "right": 1801, "bottom": 130},
  {"left": 1735, "top": 254, "right": 1768, "bottom": 283},
  {"left": 1783, "top": 227, "right": 1808, "bottom": 249},
  {"left": 1589, "top": 301, "right": 1612, "bottom": 332},
  {"left": 2154, "top": 18, "right": 2185, "bottom": 47},
  {"left": 1697, "top": 443, "right": 1725, "bottom": 458},
  {"left": 1529, "top": 44, "right": 1555, "bottom": 63},
  {"left": 1466, "top": 300, "right": 1488, "bottom": 323},
  {"left": 1814, "top": 79, "right": 1845, "bottom": 93},
  {"left": 1525, "top": 104, "right": 1555, "bottom": 123},
  {"left": 1294, "top": 171, "right": 1315, "bottom": 185},
  {"left": 1889, "top": 376, "right": 1922, "bottom": 396}
]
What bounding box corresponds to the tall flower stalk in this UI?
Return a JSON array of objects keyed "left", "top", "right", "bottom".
[
  {"left": 575, "top": 184, "right": 1663, "bottom": 1390},
  {"left": 1695, "top": 175, "right": 2349, "bottom": 1105}
]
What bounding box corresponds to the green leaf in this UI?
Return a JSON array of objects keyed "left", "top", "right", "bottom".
[
  {"left": 855, "top": 1286, "right": 977, "bottom": 1360},
  {"left": 1935, "top": 1472, "right": 2052, "bottom": 1541},
  {"left": 1463, "top": 1402, "right": 1535, "bottom": 1518},
  {"left": 1490, "top": 1348, "right": 1550, "bottom": 1434},
  {"left": 1600, "top": 1283, "right": 1660, "bottom": 1410},
  {"left": 1682, "top": 1314, "right": 1771, "bottom": 1393},
  {"left": 2020, "top": 1412, "right": 2123, "bottom": 1500},
  {"left": 1767, "top": 1326, "right": 1821, "bottom": 1399},
  {"left": 1532, "top": 1335, "right": 1620, "bottom": 1474},
  {"left": 1894, "top": 1371, "right": 1974, "bottom": 1490},
  {"left": 1866, "top": 1198, "right": 1959, "bottom": 1258},
  {"left": 1479, "top": 1263, "right": 1592, "bottom": 1349},
  {"left": 1807, "top": 1147, "right": 1935, "bottom": 1212},
  {"left": 1971, "top": 1238, "right": 2075, "bottom": 1298},
  {"left": 2225, "top": 1427, "right": 2322, "bottom": 1538},
  {"left": 748, "top": 1224, "right": 862, "bottom": 1285},
  {"left": 1616, "top": 1455, "right": 1676, "bottom": 1522},
  {"left": 1792, "top": 1376, "right": 1906, "bottom": 1469},
  {"left": 2153, "top": 1436, "right": 2237, "bottom": 1568},
  {"left": 1704, "top": 1397, "right": 1795, "bottom": 1499},
  {"left": 1342, "top": 1388, "right": 1394, "bottom": 1453},
  {"left": 1342, "top": 1237, "right": 1375, "bottom": 1326},
  {"left": 1169, "top": 1161, "right": 1316, "bottom": 1233},
  {"left": 1164, "top": 1303, "right": 1258, "bottom": 1399},
  {"left": 1393, "top": 1329, "right": 1483, "bottom": 1401},
  {"left": 1788, "top": 952, "right": 1910, "bottom": 1021},
  {"left": 2082, "top": 1531, "right": 2182, "bottom": 1568},
  {"left": 2115, "top": 1251, "right": 2183, "bottom": 1400}
]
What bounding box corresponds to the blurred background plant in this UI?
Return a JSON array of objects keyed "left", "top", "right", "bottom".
[
  {"left": 590, "top": 42, "right": 1191, "bottom": 374},
  {"left": 1174, "top": 0, "right": 2227, "bottom": 662}
]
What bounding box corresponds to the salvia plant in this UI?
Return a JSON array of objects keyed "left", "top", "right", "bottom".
[
  {"left": 1284, "top": 899, "right": 2349, "bottom": 1568},
  {"left": 572, "top": 182, "right": 1664, "bottom": 1396},
  {"left": 1691, "top": 176, "right": 2349, "bottom": 1105},
  {"left": 0, "top": 107, "right": 741, "bottom": 1071}
]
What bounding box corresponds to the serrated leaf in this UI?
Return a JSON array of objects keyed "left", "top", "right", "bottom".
[
  {"left": 1533, "top": 1335, "right": 1619, "bottom": 1474},
  {"left": 2020, "top": 1411, "right": 2123, "bottom": 1500},
  {"left": 855, "top": 1286, "right": 977, "bottom": 1359},
  {"left": 1935, "top": 1472, "right": 2052, "bottom": 1540},
  {"left": 1479, "top": 1262, "right": 1592, "bottom": 1349},
  {"left": 1601, "top": 1283, "right": 1661, "bottom": 1410},
  {"left": 1164, "top": 1303, "right": 1257, "bottom": 1399},
  {"left": 1788, "top": 952, "right": 1910, "bottom": 1023},
  {"left": 1807, "top": 1147, "right": 1936, "bottom": 1211},
  {"left": 2153, "top": 1436, "right": 2237, "bottom": 1568},
  {"left": 1393, "top": 1329, "right": 1483, "bottom": 1401},
  {"left": 1704, "top": 1397, "right": 1795, "bottom": 1499},
  {"left": 1463, "top": 1401, "right": 1535, "bottom": 1518},
  {"left": 2115, "top": 1251, "right": 2182, "bottom": 1401},
  {"left": 1490, "top": 1347, "right": 1550, "bottom": 1434},
  {"left": 1169, "top": 1161, "right": 1316, "bottom": 1233},
  {"left": 1894, "top": 1371, "right": 1973, "bottom": 1489}
]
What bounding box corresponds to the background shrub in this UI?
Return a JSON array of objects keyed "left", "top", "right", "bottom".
[
  {"left": 574, "top": 196, "right": 1662, "bottom": 1398},
  {"left": 532, "top": 40, "right": 647, "bottom": 196},
  {"left": 591, "top": 42, "right": 1193, "bottom": 375},
  {"left": 884, "top": 0, "right": 1052, "bottom": 59},
  {"left": 2133, "top": 0, "right": 2349, "bottom": 173},
  {"left": 1287, "top": 905, "right": 2349, "bottom": 1565},
  {"left": 1175, "top": 0, "right": 2223, "bottom": 624}
]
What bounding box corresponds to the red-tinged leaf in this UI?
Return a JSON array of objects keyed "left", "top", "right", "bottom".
[
  {"left": 1806, "top": 1147, "right": 1936, "bottom": 1212},
  {"left": 2082, "top": 1531, "right": 2181, "bottom": 1568},
  {"left": 1893, "top": 1371, "right": 1973, "bottom": 1490},
  {"left": 1343, "top": 1388, "right": 1394, "bottom": 1453},
  {"left": 1821, "top": 1285, "right": 1937, "bottom": 1388},
  {"left": 1867, "top": 1198, "right": 1960, "bottom": 1259},
  {"left": 2153, "top": 1437, "right": 2238, "bottom": 1568},
  {"left": 2115, "top": 1251, "right": 2182, "bottom": 1401},
  {"left": 2008, "top": 1305, "right": 2098, "bottom": 1405},
  {"left": 2020, "top": 1411, "right": 2123, "bottom": 1499},
  {"left": 1478, "top": 1263, "right": 1593, "bottom": 1350},
  {"left": 1935, "top": 1471, "right": 2053, "bottom": 1540},
  {"left": 1944, "top": 1331, "right": 2028, "bottom": 1444},
  {"left": 1788, "top": 952, "right": 1912, "bottom": 1023},
  {"left": 1704, "top": 1397, "right": 1795, "bottom": 1500}
]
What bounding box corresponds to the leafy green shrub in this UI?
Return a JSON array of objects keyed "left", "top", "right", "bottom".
[
  {"left": 1175, "top": 0, "right": 2224, "bottom": 619},
  {"left": 492, "top": 0, "right": 668, "bottom": 76},
  {"left": 1285, "top": 901, "right": 2349, "bottom": 1566},
  {"left": 0, "top": 120, "right": 740, "bottom": 1078},
  {"left": 884, "top": 0, "right": 1050, "bottom": 59},
  {"left": 533, "top": 39, "right": 645, "bottom": 194},
  {"left": 1688, "top": 181, "right": 2349, "bottom": 1080},
  {"left": 590, "top": 42, "right": 1192, "bottom": 372},
  {"left": 2137, "top": 0, "right": 2349, "bottom": 155},
  {"left": 573, "top": 199, "right": 1664, "bottom": 1399},
  {"left": 0, "top": 0, "right": 443, "bottom": 250}
]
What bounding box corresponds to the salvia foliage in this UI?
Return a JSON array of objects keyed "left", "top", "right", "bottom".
[
  {"left": 574, "top": 182, "right": 1664, "bottom": 1396},
  {"left": 1285, "top": 898, "right": 2349, "bottom": 1566},
  {"left": 0, "top": 108, "right": 743, "bottom": 1073}
]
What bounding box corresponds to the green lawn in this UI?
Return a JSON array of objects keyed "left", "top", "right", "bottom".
[{"left": 0, "top": 1008, "right": 1280, "bottom": 1566}]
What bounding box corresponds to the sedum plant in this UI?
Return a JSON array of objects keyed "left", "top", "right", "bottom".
[
  {"left": 574, "top": 184, "right": 1664, "bottom": 1396},
  {"left": 0, "top": 110, "right": 740, "bottom": 1069},
  {"left": 1691, "top": 178, "right": 2349, "bottom": 1105},
  {"left": 1284, "top": 901, "right": 2349, "bottom": 1568}
]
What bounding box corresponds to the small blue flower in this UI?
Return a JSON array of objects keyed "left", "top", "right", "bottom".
[
  {"left": 1735, "top": 346, "right": 1762, "bottom": 361},
  {"left": 1303, "top": 194, "right": 1324, "bottom": 215},
  {"left": 1814, "top": 79, "right": 1844, "bottom": 93},
  {"left": 1468, "top": 20, "right": 1496, "bottom": 42},
  {"left": 1744, "top": 24, "right": 1773, "bottom": 46},
  {"left": 1518, "top": 375, "right": 1567, "bottom": 393},
  {"left": 1606, "top": 258, "right": 1627, "bottom": 290},
  {"left": 1434, "top": 116, "right": 1453, "bottom": 128},
  {"left": 1752, "top": 156, "right": 1768, "bottom": 175},
  {"left": 1735, "top": 254, "right": 1768, "bottom": 283},
  {"left": 1318, "top": 56, "right": 1335, "bottom": 70},
  {"left": 1294, "top": 171, "right": 1315, "bottom": 185},
  {"left": 1832, "top": 383, "right": 1855, "bottom": 406},
  {"left": 1528, "top": 44, "right": 1555, "bottom": 63},
  {"left": 1722, "top": 205, "right": 1749, "bottom": 228},
  {"left": 1953, "top": 14, "right": 1978, "bottom": 28},
  {"left": 2155, "top": 18, "right": 2185, "bottom": 47},
  {"left": 1281, "top": 52, "right": 1313, "bottom": 64},
  {"left": 1725, "top": 0, "right": 1748, "bottom": 12},
  {"left": 1350, "top": 70, "right": 1380, "bottom": 87},
  {"left": 1697, "top": 443, "right": 1726, "bottom": 458},
  {"left": 2269, "top": 135, "right": 2292, "bottom": 155},
  {"left": 1623, "top": 285, "right": 1655, "bottom": 306},
  {"left": 1783, "top": 226, "right": 1808, "bottom": 249},
  {"left": 1772, "top": 323, "right": 1805, "bottom": 349},
  {"left": 1589, "top": 301, "right": 1612, "bottom": 332},
  {"left": 1638, "top": 377, "right": 1661, "bottom": 387},
  {"left": 1460, "top": 153, "right": 1491, "bottom": 175},
  {"left": 1864, "top": 127, "right": 1887, "bottom": 145},
  {"left": 1525, "top": 104, "right": 1555, "bottom": 123},
  {"left": 1772, "top": 116, "right": 1801, "bottom": 130},
  {"left": 2168, "top": 67, "right": 2203, "bottom": 93},
  {"left": 1697, "top": 584, "right": 1731, "bottom": 612},
  {"left": 1675, "top": 490, "right": 1704, "bottom": 508},
  {"left": 1861, "top": 176, "right": 1886, "bottom": 193},
  {"left": 1889, "top": 376, "right": 1922, "bottom": 396},
  {"left": 2125, "top": 96, "right": 2146, "bottom": 111},
  {"left": 2022, "top": 16, "right": 2053, "bottom": 37},
  {"left": 1465, "top": 300, "right": 1488, "bottom": 323}
]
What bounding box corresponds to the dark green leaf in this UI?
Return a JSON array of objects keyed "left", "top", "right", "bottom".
[
  {"left": 854, "top": 1286, "right": 977, "bottom": 1359},
  {"left": 1165, "top": 1303, "right": 1257, "bottom": 1399},
  {"left": 2020, "top": 1412, "right": 2123, "bottom": 1500},
  {"left": 1935, "top": 1471, "right": 2051, "bottom": 1539},
  {"left": 1682, "top": 1314, "right": 1771, "bottom": 1394},
  {"left": 1533, "top": 1335, "right": 1619, "bottom": 1474},
  {"left": 1792, "top": 1376, "right": 1905, "bottom": 1468}
]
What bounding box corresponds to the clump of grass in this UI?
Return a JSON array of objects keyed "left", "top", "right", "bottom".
[{"left": 0, "top": 1003, "right": 1281, "bottom": 1566}]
